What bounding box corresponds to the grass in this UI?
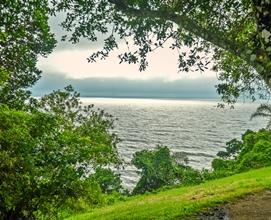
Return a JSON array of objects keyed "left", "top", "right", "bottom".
[{"left": 66, "top": 166, "right": 271, "bottom": 220}]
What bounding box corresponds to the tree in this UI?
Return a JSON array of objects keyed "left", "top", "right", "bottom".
[
  {"left": 0, "top": 0, "right": 56, "bottom": 109},
  {"left": 0, "top": 86, "right": 120, "bottom": 219},
  {"left": 1, "top": 3, "right": 125, "bottom": 218},
  {"left": 212, "top": 129, "right": 271, "bottom": 173},
  {"left": 132, "top": 146, "right": 179, "bottom": 194},
  {"left": 131, "top": 146, "right": 203, "bottom": 194},
  {"left": 53, "top": 0, "right": 271, "bottom": 105},
  {"left": 251, "top": 104, "right": 271, "bottom": 129}
]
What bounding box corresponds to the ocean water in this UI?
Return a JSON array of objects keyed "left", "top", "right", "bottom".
[{"left": 81, "top": 98, "right": 266, "bottom": 189}]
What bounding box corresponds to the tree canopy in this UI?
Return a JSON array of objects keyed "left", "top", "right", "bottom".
[
  {"left": 213, "top": 129, "right": 271, "bottom": 173},
  {"left": 0, "top": 0, "right": 56, "bottom": 109},
  {"left": 53, "top": 0, "right": 271, "bottom": 105},
  {"left": 0, "top": 1, "right": 126, "bottom": 219},
  {"left": 0, "top": 86, "right": 120, "bottom": 219},
  {"left": 2, "top": 0, "right": 270, "bottom": 105}
]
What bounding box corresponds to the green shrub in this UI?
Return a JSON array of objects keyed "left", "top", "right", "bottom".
[
  {"left": 237, "top": 140, "right": 271, "bottom": 171},
  {"left": 0, "top": 87, "right": 120, "bottom": 219},
  {"left": 213, "top": 129, "right": 271, "bottom": 174},
  {"left": 131, "top": 129, "right": 271, "bottom": 196},
  {"left": 132, "top": 146, "right": 177, "bottom": 194},
  {"left": 90, "top": 168, "right": 123, "bottom": 193},
  {"left": 176, "top": 165, "right": 203, "bottom": 186},
  {"left": 132, "top": 146, "right": 203, "bottom": 194}
]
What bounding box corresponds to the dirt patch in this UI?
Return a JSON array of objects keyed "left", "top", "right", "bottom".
[
  {"left": 196, "top": 207, "right": 229, "bottom": 220},
  {"left": 197, "top": 190, "right": 271, "bottom": 220}
]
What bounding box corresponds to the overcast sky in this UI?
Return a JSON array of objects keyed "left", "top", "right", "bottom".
[{"left": 33, "top": 15, "right": 219, "bottom": 99}]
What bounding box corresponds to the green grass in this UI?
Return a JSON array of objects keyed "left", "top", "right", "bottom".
[{"left": 66, "top": 167, "right": 271, "bottom": 220}]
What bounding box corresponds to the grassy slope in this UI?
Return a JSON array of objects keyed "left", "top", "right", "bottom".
[{"left": 67, "top": 167, "right": 271, "bottom": 220}]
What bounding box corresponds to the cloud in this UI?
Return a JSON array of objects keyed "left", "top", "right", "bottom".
[
  {"left": 32, "top": 71, "right": 219, "bottom": 99},
  {"left": 38, "top": 41, "right": 216, "bottom": 81},
  {"left": 49, "top": 13, "right": 112, "bottom": 51},
  {"left": 41, "top": 13, "right": 217, "bottom": 83},
  {"left": 38, "top": 13, "right": 218, "bottom": 97}
]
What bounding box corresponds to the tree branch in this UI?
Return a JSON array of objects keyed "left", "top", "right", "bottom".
[
  {"left": 109, "top": 0, "right": 249, "bottom": 63},
  {"left": 109, "top": 0, "right": 271, "bottom": 87}
]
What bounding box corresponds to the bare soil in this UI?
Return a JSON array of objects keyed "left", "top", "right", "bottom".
[{"left": 197, "top": 190, "right": 271, "bottom": 220}]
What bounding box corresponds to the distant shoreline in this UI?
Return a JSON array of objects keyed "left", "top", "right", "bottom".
[
  {"left": 32, "top": 95, "right": 264, "bottom": 104},
  {"left": 79, "top": 96, "right": 265, "bottom": 104},
  {"left": 80, "top": 96, "right": 219, "bottom": 101}
]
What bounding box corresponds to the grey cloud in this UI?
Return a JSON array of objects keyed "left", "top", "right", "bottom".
[{"left": 32, "top": 71, "right": 219, "bottom": 99}]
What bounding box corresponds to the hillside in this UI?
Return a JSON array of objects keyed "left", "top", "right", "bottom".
[{"left": 66, "top": 166, "right": 271, "bottom": 220}]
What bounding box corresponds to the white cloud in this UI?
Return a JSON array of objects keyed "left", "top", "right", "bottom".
[
  {"left": 38, "top": 13, "right": 217, "bottom": 92},
  {"left": 38, "top": 40, "right": 216, "bottom": 81}
]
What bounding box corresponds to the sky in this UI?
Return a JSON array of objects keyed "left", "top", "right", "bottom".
[{"left": 33, "top": 15, "right": 219, "bottom": 99}]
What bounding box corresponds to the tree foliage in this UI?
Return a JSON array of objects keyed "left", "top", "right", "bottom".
[
  {"left": 0, "top": 2, "right": 126, "bottom": 218},
  {"left": 213, "top": 129, "right": 271, "bottom": 174},
  {"left": 132, "top": 130, "right": 271, "bottom": 194},
  {"left": 0, "top": 0, "right": 56, "bottom": 109},
  {"left": 90, "top": 168, "right": 123, "bottom": 194},
  {"left": 52, "top": 0, "right": 271, "bottom": 105},
  {"left": 251, "top": 104, "right": 271, "bottom": 129},
  {"left": 132, "top": 146, "right": 202, "bottom": 194},
  {"left": 132, "top": 146, "right": 178, "bottom": 194},
  {"left": 0, "top": 86, "right": 120, "bottom": 219},
  {"left": 2, "top": 1, "right": 271, "bottom": 218}
]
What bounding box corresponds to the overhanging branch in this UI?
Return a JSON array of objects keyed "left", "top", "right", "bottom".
[{"left": 108, "top": 0, "right": 251, "bottom": 66}]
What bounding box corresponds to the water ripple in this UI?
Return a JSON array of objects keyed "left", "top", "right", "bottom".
[{"left": 82, "top": 98, "right": 266, "bottom": 189}]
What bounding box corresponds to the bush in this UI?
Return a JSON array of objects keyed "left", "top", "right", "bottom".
[
  {"left": 0, "top": 87, "right": 120, "bottom": 219},
  {"left": 237, "top": 140, "right": 271, "bottom": 171},
  {"left": 176, "top": 165, "right": 203, "bottom": 186},
  {"left": 131, "top": 129, "right": 271, "bottom": 195},
  {"left": 132, "top": 146, "right": 177, "bottom": 194},
  {"left": 132, "top": 146, "right": 203, "bottom": 194},
  {"left": 213, "top": 129, "right": 271, "bottom": 174},
  {"left": 90, "top": 168, "right": 123, "bottom": 193}
]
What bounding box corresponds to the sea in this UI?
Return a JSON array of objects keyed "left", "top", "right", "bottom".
[{"left": 81, "top": 98, "right": 266, "bottom": 190}]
